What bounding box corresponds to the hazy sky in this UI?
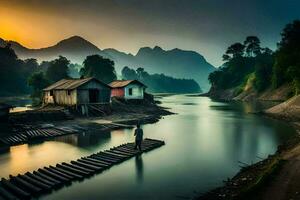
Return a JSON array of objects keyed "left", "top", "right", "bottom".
[{"left": 1, "top": 0, "right": 300, "bottom": 66}]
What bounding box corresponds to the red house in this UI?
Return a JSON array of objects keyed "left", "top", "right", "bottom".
[{"left": 109, "top": 80, "right": 146, "bottom": 100}]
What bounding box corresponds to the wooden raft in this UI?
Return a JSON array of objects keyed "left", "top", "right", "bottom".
[
  {"left": 0, "top": 138, "right": 165, "bottom": 200},
  {"left": 0, "top": 127, "right": 79, "bottom": 146}
]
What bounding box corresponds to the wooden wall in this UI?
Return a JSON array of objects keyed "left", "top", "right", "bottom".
[{"left": 124, "top": 83, "right": 145, "bottom": 99}]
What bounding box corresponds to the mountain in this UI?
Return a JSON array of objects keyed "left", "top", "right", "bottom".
[
  {"left": 0, "top": 36, "right": 215, "bottom": 91},
  {"left": 3, "top": 36, "right": 103, "bottom": 64},
  {"left": 102, "top": 46, "right": 215, "bottom": 91}
]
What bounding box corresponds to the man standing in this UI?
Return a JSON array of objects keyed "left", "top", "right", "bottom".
[{"left": 134, "top": 123, "right": 143, "bottom": 151}]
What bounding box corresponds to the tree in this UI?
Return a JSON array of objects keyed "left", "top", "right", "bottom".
[
  {"left": 46, "top": 56, "right": 70, "bottom": 83},
  {"left": 244, "top": 36, "right": 261, "bottom": 57},
  {"left": 254, "top": 52, "right": 274, "bottom": 91},
  {"left": 121, "top": 66, "right": 137, "bottom": 80},
  {"left": 272, "top": 20, "right": 300, "bottom": 93},
  {"left": 28, "top": 72, "right": 49, "bottom": 98},
  {"left": 81, "top": 55, "right": 116, "bottom": 83},
  {"left": 223, "top": 43, "right": 245, "bottom": 60},
  {"left": 0, "top": 44, "right": 31, "bottom": 96}
]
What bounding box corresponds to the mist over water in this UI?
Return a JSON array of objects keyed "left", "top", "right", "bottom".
[{"left": 0, "top": 95, "right": 296, "bottom": 199}]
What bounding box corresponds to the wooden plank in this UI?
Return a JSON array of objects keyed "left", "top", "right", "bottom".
[
  {"left": 60, "top": 163, "right": 93, "bottom": 175},
  {"left": 9, "top": 175, "right": 42, "bottom": 194},
  {"left": 25, "top": 172, "right": 55, "bottom": 188},
  {"left": 44, "top": 167, "right": 74, "bottom": 181},
  {"left": 83, "top": 157, "right": 111, "bottom": 166},
  {"left": 78, "top": 158, "right": 109, "bottom": 168},
  {"left": 0, "top": 139, "right": 165, "bottom": 199},
  {"left": 31, "top": 172, "right": 61, "bottom": 186},
  {"left": 97, "top": 152, "right": 124, "bottom": 161},
  {"left": 71, "top": 161, "right": 102, "bottom": 171},
  {"left": 104, "top": 150, "right": 130, "bottom": 158},
  {"left": 38, "top": 168, "right": 70, "bottom": 183},
  {"left": 1, "top": 178, "right": 30, "bottom": 200},
  {"left": 111, "top": 148, "right": 138, "bottom": 155},
  {"left": 18, "top": 174, "right": 51, "bottom": 191},
  {"left": 108, "top": 149, "right": 135, "bottom": 157},
  {"left": 0, "top": 184, "right": 18, "bottom": 200},
  {"left": 51, "top": 166, "right": 83, "bottom": 180},
  {"left": 91, "top": 154, "right": 119, "bottom": 164}
]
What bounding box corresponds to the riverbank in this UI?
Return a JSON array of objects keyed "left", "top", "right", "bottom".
[
  {"left": 198, "top": 95, "right": 300, "bottom": 200},
  {"left": 0, "top": 98, "right": 173, "bottom": 147}
]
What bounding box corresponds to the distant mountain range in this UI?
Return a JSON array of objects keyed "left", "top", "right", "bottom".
[{"left": 0, "top": 36, "right": 215, "bottom": 91}]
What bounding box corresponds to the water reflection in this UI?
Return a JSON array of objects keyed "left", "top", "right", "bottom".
[
  {"left": 52, "top": 131, "right": 112, "bottom": 148},
  {"left": 135, "top": 155, "right": 144, "bottom": 183},
  {"left": 0, "top": 96, "right": 296, "bottom": 200}
]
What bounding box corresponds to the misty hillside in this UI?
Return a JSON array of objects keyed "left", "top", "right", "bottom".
[{"left": 0, "top": 36, "right": 215, "bottom": 91}]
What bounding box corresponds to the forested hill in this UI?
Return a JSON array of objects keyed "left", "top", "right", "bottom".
[
  {"left": 103, "top": 46, "right": 215, "bottom": 91},
  {"left": 121, "top": 67, "right": 201, "bottom": 93},
  {"left": 207, "top": 20, "right": 300, "bottom": 101},
  {"left": 0, "top": 36, "right": 215, "bottom": 91}
]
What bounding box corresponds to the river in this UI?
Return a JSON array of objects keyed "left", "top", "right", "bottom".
[{"left": 0, "top": 95, "right": 296, "bottom": 199}]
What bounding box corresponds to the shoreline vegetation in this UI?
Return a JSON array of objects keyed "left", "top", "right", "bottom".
[{"left": 197, "top": 19, "right": 300, "bottom": 200}]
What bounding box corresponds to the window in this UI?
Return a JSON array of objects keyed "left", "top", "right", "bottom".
[
  {"left": 67, "top": 90, "right": 71, "bottom": 95},
  {"left": 50, "top": 90, "right": 53, "bottom": 96},
  {"left": 128, "top": 88, "right": 133, "bottom": 95}
]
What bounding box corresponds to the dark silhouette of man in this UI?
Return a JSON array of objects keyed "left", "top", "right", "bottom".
[{"left": 134, "top": 123, "right": 143, "bottom": 151}]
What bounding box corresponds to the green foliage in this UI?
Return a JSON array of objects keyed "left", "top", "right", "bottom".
[
  {"left": 45, "top": 56, "right": 70, "bottom": 83},
  {"left": 272, "top": 20, "right": 300, "bottom": 94},
  {"left": 244, "top": 36, "right": 261, "bottom": 57},
  {"left": 0, "top": 45, "right": 36, "bottom": 96},
  {"left": 209, "top": 36, "right": 274, "bottom": 92},
  {"left": 122, "top": 67, "right": 201, "bottom": 93},
  {"left": 254, "top": 51, "right": 274, "bottom": 91},
  {"left": 81, "top": 55, "right": 117, "bottom": 84},
  {"left": 27, "top": 72, "right": 49, "bottom": 98}
]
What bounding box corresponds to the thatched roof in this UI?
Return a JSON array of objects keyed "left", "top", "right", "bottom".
[
  {"left": 109, "top": 80, "right": 146, "bottom": 88},
  {"left": 43, "top": 77, "right": 111, "bottom": 91}
]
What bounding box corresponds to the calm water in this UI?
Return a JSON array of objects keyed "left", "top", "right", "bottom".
[{"left": 0, "top": 95, "right": 296, "bottom": 199}]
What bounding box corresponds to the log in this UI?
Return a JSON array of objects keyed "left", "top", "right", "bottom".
[
  {"left": 50, "top": 166, "right": 83, "bottom": 180},
  {"left": 78, "top": 158, "right": 109, "bottom": 168},
  {"left": 81, "top": 157, "right": 111, "bottom": 167},
  {"left": 44, "top": 167, "right": 74, "bottom": 180},
  {"left": 104, "top": 151, "right": 129, "bottom": 158},
  {"left": 31, "top": 171, "right": 62, "bottom": 186},
  {"left": 71, "top": 161, "right": 102, "bottom": 171},
  {"left": 56, "top": 164, "right": 88, "bottom": 177},
  {"left": 91, "top": 154, "right": 119, "bottom": 164},
  {"left": 9, "top": 175, "right": 42, "bottom": 194},
  {"left": 0, "top": 185, "right": 18, "bottom": 200},
  {"left": 97, "top": 152, "right": 123, "bottom": 161},
  {"left": 1, "top": 178, "right": 30, "bottom": 200},
  {"left": 18, "top": 174, "right": 51, "bottom": 191},
  {"left": 38, "top": 168, "right": 70, "bottom": 183}
]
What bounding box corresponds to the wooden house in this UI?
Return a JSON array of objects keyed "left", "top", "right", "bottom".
[
  {"left": 43, "top": 78, "right": 112, "bottom": 116},
  {"left": 109, "top": 80, "right": 146, "bottom": 100}
]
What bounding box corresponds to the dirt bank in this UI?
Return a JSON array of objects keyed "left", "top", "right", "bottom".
[
  {"left": 197, "top": 95, "right": 300, "bottom": 200},
  {"left": 206, "top": 84, "right": 293, "bottom": 102}
]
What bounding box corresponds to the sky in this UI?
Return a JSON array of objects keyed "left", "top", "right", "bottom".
[{"left": 0, "top": 0, "right": 300, "bottom": 66}]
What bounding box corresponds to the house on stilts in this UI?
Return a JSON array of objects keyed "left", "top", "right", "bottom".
[{"left": 43, "top": 77, "right": 112, "bottom": 116}]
